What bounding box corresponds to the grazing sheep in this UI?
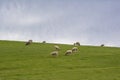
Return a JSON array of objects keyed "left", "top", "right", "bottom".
[
  {"left": 25, "top": 42, "right": 30, "bottom": 45},
  {"left": 72, "top": 47, "right": 78, "bottom": 52},
  {"left": 101, "top": 44, "right": 104, "bottom": 47},
  {"left": 25, "top": 40, "right": 33, "bottom": 46},
  {"left": 50, "top": 51, "right": 59, "bottom": 57},
  {"left": 54, "top": 45, "right": 60, "bottom": 50},
  {"left": 65, "top": 50, "right": 72, "bottom": 56}
]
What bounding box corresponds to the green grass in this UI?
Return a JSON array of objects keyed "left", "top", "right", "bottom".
[{"left": 0, "top": 40, "right": 120, "bottom": 80}]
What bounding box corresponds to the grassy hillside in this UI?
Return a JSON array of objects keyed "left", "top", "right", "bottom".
[{"left": 0, "top": 40, "right": 120, "bottom": 80}]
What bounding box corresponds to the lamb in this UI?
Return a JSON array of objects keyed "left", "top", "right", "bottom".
[
  {"left": 72, "top": 47, "right": 78, "bottom": 52},
  {"left": 50, "top": 51, "right": 59, "bottom": 57},
  {"left": 65, "top": 50, "right": 72, "bottom": 56},
  {"left": 54, "top": 45, "right": 60, "bottom": 50}
]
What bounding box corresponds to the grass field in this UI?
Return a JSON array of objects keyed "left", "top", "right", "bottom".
[{"left": 0, "top": 40, "right": 120, "bottom": 80}]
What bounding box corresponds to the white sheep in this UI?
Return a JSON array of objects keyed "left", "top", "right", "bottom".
[
  {"left": 72, "top": 47, "right": 78, "bottom": 52},
  {"left": 50, "top": 51, "right": 59, "bottom": 57},
  {"left": 54, "top": 45, "right": 60, "bottom": 50},
  {"left": 65, "top": 50, "right": 72, "bottom": 56}
]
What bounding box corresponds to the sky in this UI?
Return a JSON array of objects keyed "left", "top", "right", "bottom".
[{"left": 0, "top": 0, "right": 120, "bottom": 47}]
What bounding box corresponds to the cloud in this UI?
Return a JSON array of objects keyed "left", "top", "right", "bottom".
[
  {"left": 0, "top": 0, "right": 120, "bottom": 47},
  {"left": 0, "top": 0, "right": 64, "bottom": 27}
]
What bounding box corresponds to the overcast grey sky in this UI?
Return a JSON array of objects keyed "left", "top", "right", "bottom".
[{"left": 0, "top": 0, "right": 120, "bottom": 47}]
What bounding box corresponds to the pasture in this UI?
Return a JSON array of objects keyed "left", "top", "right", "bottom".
[{"left": 0, "top": 40, "right": 120, "bottom": 80}]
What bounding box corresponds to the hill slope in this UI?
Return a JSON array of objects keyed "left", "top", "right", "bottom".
[{"left": 0, "top": 40, "right": 120, "bottom": 80}]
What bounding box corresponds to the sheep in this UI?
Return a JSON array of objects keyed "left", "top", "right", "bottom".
[
  {"left": 42, "top": 41, "right": 46, "bottom": 43},
  {"left": 50, "top": 51, "right": 59, "bottom": 57},
  {"left": 29, "top": 40, "right": 32, "bottom": 42},
  {"left": 25, "top": 40, "right": 33, "bottom": 46},
  {"left": 101, "top": 44, "right": 104, "bottom": 47},
  {"left": 76, "top": 42, "right": 80, "bottom": 46},
  {"left": 54, "top": 45, "right": 60, "bottom": 50},
  {"left": 74, "top": 42, "right": 80, "bottom": 46},
  {"left": 72, "top": 47, "right": 78, "bottom": 52},
  {"left": 25, "top": 42, "right": 30, "bottom": 45},
  {"left": 65, "top": 50, "right": 72, "bottom": 56}
]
